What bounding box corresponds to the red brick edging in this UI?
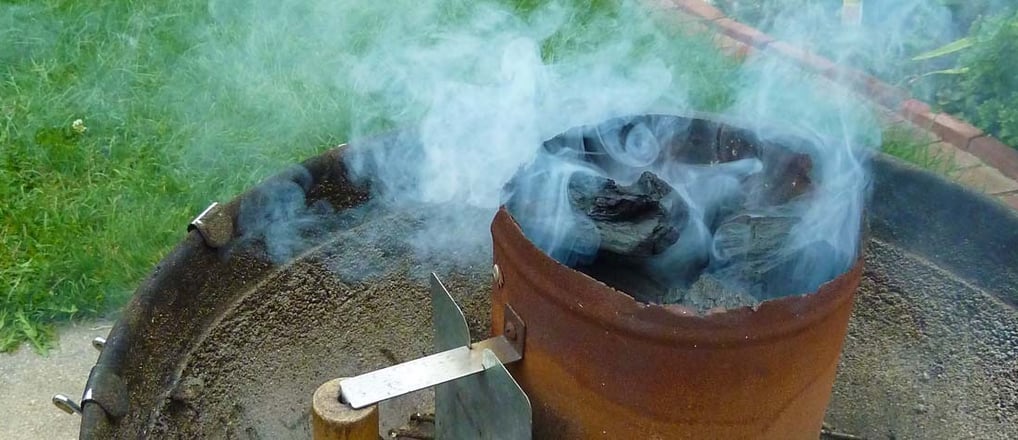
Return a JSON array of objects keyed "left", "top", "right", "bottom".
[{"left": 665, "top": 0, "right": 1018, "bottom": 187}]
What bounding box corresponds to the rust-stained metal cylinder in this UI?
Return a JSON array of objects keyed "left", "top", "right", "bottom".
[{"left": 490, "top": 207, "right": 862, "bottom": 440}]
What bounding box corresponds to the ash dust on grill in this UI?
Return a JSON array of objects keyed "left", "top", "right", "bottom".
[{"left": 506, "top": 115, "right": 828, "bottom": 313}]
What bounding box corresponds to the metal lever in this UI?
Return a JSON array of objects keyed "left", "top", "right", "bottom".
[
  {"left": 338, "top": 273, "right": 531, "bottom": 440},
  {"left": 340, "top": 335, "right": 521, "bottom": 409},
  {"left": 339, "top": 273, "right": 526, "bottom": 409}
]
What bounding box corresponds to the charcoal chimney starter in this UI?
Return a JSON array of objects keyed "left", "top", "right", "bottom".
[{"left": 490, "top": 115, "right": 864, "bottom": 439}]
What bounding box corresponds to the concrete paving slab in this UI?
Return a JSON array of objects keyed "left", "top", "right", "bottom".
[
  {"left": 1, "top": 320, "right": 113, "bottom": 440},
  {"left": 954, "top": 165, "right": 1018, "bottom": 195}
]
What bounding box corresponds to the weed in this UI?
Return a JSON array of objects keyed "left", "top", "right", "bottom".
[{"left": 881, "top": 124, "right": 958, "bottom": 174}]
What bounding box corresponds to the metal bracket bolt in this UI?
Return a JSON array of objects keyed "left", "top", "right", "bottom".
[
  {"left": 505, "top": 322, "right": 517, "bottom": 341},
  {"left": 492, "top": 264, "right": 504, "bottom": 288}
]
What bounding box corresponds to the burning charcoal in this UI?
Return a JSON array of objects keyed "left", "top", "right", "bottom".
[
  {"left": 765, "top": 150, "right": 813, "bottom": 202},
  {"left": 667, "top": 273, "right": 759, "bottom": 313},
  {"left": 567, "top": 171, "right": 686, "bottom": 259},
  {"left": 546, "top": 116, "right": 720, "bottom": 168},
  {"left": 735, "top": 151, "right": 813, "bottom": 209},
  {"left": 709, "top": 214, "right": 799, "bottom": 299},
  {"left": 663, "top": 117, "right": 728, "bottom": 165},
  {"left": 711, "top": 123, "right": 815, "bottom": 206},
  {"left": 715, "top": 125, "right": 759, "bottom": 163}
]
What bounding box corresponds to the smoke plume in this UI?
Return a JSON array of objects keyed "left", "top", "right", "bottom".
[
  {"left": 213, "top": 0, "right": 899, "bottom": 300},
  {"left": 340, "top": 0, "right": 881, "bottom": 302}
]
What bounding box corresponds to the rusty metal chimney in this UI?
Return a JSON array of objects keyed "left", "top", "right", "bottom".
[{"left": 490, "top": 207, "right": 862, "bottom": 439}]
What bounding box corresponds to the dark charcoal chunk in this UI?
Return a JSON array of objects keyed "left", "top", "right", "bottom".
[
  {"left": 576, "top": 263, "right": 670, "bottom": 304},
  {"left": 540, "top": 115, "right": 723, "bottom": 168},
  {"left": 568, "top": 171, "right": 687, "bottom": 258},
  {"left": 709, "top": 214, "right": 798, "bottom": 298},
  {"left": 715, "top": 125, "right": 813, "bottom": 206},
  {"left": 659, "top": 117, "right": 720, "bottom": 165},
  {"left": 761, "top": 149, "right": 813, "bottom": 204},
  {"left": 715, "top": 125, "right": 759, "bottom": 163}
]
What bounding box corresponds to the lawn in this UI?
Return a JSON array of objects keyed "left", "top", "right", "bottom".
[
  {"left": 0, "top": 0, "right": 358, "bottom": 351},
  {"left": 0, "top": 0, "right": 929, "bottom": 352}
]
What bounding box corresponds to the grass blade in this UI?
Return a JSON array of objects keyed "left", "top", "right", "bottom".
[{"left": 911, "top": 37, "right": 974, "bottom": 61}]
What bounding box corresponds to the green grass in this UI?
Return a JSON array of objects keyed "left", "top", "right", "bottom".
[
  {"left": 0, "top": 0, "right": 352, "bottom": 352},
  {"left": 1, "top": 0, "right": 739, "bottom": 352},
  {"left": 880, "top": 124, "right": 960, "bottom": 174}
]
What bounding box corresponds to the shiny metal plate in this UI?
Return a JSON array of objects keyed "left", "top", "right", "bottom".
[
  {"left": 432, "top": 273, "right": 470, "bottom": 351},
  {"left": 433, "top": 274, "right": 530, "bottom": 439},
  {"left": 340, "top": 273, "right": 530, "bottom": 438},
  {"left": 435, "top": 349, "right": 531, "bottom": 440}
]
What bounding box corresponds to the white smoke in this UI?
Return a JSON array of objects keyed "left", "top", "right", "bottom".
[
  {"left": 342, "top": 0, "right": 694, "bottom": 266},
  {"left": 222, "top": 0, "right": 887, "bottom": 299}
]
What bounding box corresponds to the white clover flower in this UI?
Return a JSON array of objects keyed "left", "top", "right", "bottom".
[{"left": 72, "top": 118, "right": 87, "bottom": 134}]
